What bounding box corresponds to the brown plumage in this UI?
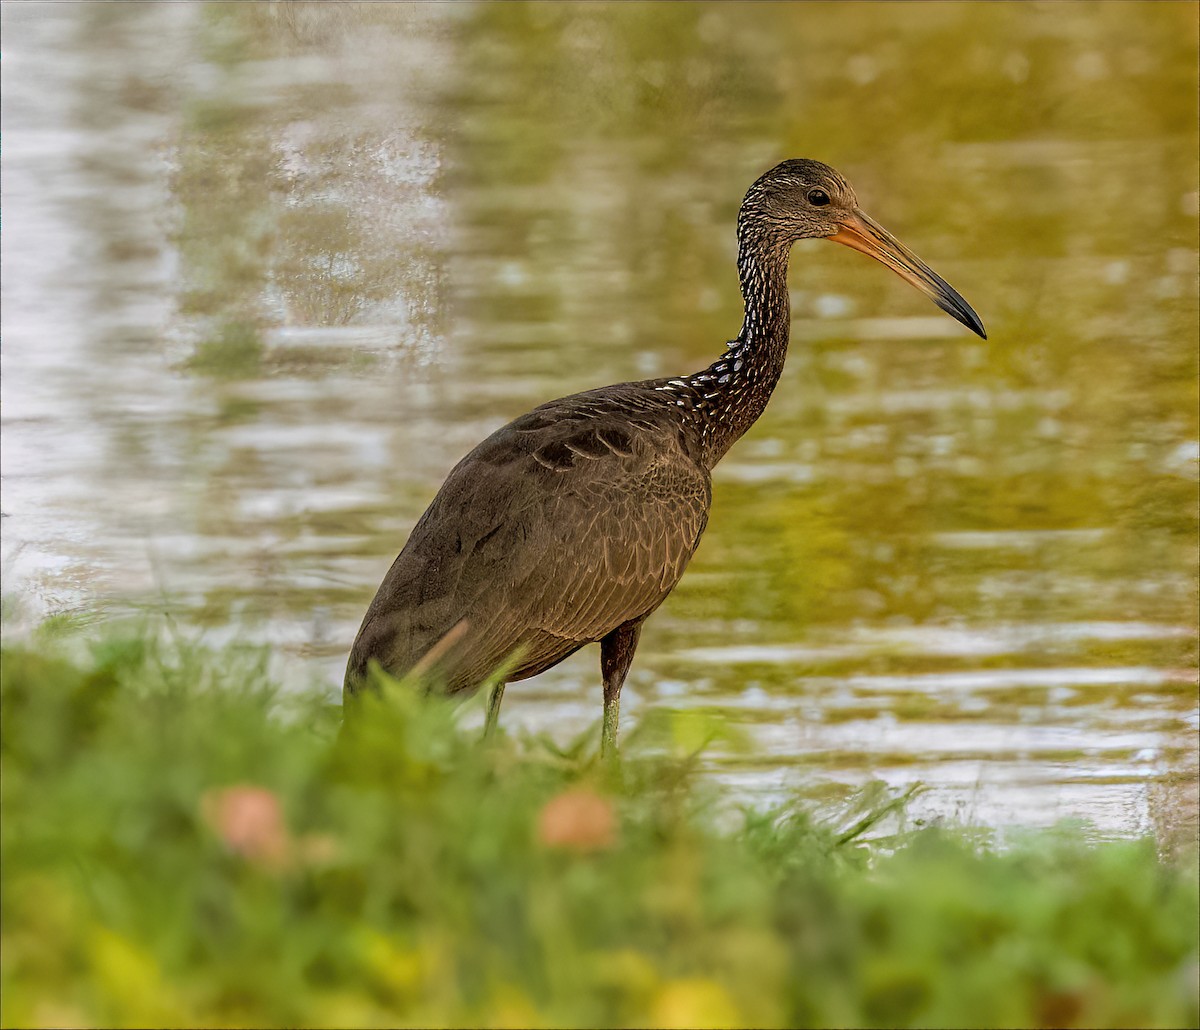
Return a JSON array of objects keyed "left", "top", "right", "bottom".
[{"left": 345, "top": 159, "right": 985, "bottom": 752}]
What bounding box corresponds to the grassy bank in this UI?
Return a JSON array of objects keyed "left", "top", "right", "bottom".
[{"left": 2, "top": 626, "right": 1196, "bottom": 1028}]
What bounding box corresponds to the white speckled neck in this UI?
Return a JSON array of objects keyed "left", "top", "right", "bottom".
[{"left": 655, "top": 219, "right": 793, "bottom": 469}]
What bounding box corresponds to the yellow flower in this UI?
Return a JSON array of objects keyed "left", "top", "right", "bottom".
[{"left": 648, "top": 977, "right": 741, "bottom": 1029}]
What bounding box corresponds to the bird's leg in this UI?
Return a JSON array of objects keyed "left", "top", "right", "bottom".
[
  {"left": 484, "top": 681, "right": 506, "bottom": 738},
  {"left": 600, "top": 619, "right": 643, "bottom": 757}
]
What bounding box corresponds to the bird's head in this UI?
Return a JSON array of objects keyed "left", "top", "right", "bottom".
[{"left": 740, "top": 158, "right": 986, "bottom": 339}]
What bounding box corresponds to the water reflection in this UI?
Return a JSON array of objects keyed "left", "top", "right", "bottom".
[{"left": 2, "top": 1, "right": 1196, "bottom": 840}]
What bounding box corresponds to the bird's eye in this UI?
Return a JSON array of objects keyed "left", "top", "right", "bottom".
[{"left": 807, "top": 188, "right": 830, "bottom": 206}]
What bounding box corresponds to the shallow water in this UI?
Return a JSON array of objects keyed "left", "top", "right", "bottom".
[{"left": 3, "top": 2, "right": 1197, "bottom": 838}]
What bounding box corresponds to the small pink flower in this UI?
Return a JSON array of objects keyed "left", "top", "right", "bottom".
[
  {"left": 201, "top": 785, "right": 292, "bottom": 869},
  {"left": 537, "top": 787, "right": 617, "bottom": 852}
]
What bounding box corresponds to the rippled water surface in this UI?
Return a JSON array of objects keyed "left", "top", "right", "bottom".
[{"left": 3, "top": 2, "right": 1197, "bottom": 838}]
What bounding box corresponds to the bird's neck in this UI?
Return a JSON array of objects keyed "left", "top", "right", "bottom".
[{"left": 666, "top": 227, "right": 792, "bottom": 469}]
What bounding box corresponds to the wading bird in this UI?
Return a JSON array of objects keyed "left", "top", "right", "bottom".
[{"left": 345, "top": 159, "right": 985, "bottom": 752}]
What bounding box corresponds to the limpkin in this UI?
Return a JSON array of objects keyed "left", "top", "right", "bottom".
[{"left": 345, "top": 159, "right": 985, "bottom": 752}]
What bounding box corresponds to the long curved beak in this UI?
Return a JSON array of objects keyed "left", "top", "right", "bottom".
[{"left": 828, "top": 210, "right": 986, "bottom": 339}]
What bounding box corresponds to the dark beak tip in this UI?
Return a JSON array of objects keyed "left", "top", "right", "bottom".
[{"left": 939, "top": 297, "right": 987, "bottom": 340}]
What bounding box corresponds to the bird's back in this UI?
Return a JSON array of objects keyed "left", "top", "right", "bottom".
[{"left": 344, "top": 382, "right": 711, "bottom": 697}]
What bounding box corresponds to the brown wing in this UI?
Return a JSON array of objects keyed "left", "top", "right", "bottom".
[
  {"left": 522, "top": 451, "right": 710, "bottom": 639},
  {"left": 346, "top": 392, "right": 711, "bottom": 695}
]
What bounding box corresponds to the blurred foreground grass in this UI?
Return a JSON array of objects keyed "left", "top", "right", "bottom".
[{"left": 2, "top": 625, "right": 1196, "bottom": 1029}]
